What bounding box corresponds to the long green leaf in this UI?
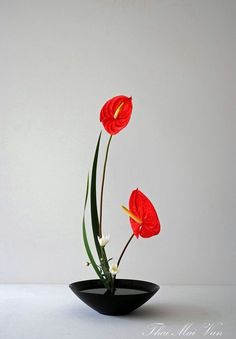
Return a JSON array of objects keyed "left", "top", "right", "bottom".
[
  {"left": 90, "top": 132, "right": 102, "bottom": 260},
  {"left": 82, "top": 174, "right": 108, "bottom": 288},
  {"left": 90, "top": 132, "right": 112, "bottom": 286},
  {"left": 90, "top": 132, "right": 111, "bottom": 280}
]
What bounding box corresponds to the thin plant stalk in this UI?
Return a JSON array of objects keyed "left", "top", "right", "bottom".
[
  {"left": 117, "top": 233, "right": 134, "bottom": 267},
  {"left": 99, "top": 134, "right": 113, "bottom": 236},
  {"left": 110, "top": 233, "right": 135, "bottom": 294}
]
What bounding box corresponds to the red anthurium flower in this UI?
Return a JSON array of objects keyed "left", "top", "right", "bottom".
[
  {"left": 100, "top": 95, "right": 133, "bottom": 135},
  {"left": 122, "top": 189, "right": 161, "bottom": 238}
]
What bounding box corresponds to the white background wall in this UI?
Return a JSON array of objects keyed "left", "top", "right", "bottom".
[{"left": 0, "top": 0, "right": 235, "bottom": 284}]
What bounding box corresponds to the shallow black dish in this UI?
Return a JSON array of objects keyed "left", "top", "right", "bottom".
[{"left": 69, "top": 279, "right": 160, "bottom": 315}]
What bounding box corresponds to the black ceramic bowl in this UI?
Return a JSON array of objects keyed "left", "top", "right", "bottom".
[{"left": 69, "top": 279, "right": 159, "bottom": 315}]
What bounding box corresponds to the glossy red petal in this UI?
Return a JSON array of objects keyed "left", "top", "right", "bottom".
[
  {"left": 100, "top": 95, "right": 132, "bottom": 135},
  {"left": 129, "top": 189, "right": 161, "bottom": 238}
]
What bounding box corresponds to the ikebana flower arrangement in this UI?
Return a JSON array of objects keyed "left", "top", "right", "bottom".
[{"left": 70, "top": 95, "right": 161, "bottom": 315}]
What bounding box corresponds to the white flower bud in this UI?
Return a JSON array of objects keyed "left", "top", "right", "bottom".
[
  {"left": 109, "top": 263, "right": 119, "bottom": 276},
  {"left": 98, "top": 234, "right": 110, "bottom": 247}
]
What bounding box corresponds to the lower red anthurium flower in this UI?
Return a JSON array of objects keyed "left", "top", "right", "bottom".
[
  {"left": 100, "top": 95, "right": 133, "bottom": 135},
  {"left": 122, "top": 189, "right": 161, "bottom": 238}
]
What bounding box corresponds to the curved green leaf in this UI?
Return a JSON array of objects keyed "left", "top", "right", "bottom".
[
  {"left": 82, "top": 174, "right": 108, "bottom": 288},
  {"left": 90, "top": 132, "right": 102, "bottom": 260}
]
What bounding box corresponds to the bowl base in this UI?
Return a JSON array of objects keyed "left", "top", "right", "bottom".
[{"left": 69, "top": 279, "right": 160, "bottom": 315}]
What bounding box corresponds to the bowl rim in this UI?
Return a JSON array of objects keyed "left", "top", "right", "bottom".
[{"left": 69, "top": 278, "right": 160, "bottom": 296}]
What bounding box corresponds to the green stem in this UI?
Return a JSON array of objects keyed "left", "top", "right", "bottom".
[
  {"left": 117, "top": 233, "right": 135, "bottom": 267},
  {"left": 99, "top": 135, "right": 113, "bottom": 236},
  {"left": 101, "top": 247, "right": 110, "bottom": 275},
  {"left": 110, "top": 233, "right": 135, "bottom": 294}
]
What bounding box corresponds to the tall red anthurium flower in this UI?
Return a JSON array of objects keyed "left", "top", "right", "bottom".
[
  {"left": 100, "top": 95, "right": 133, "bottom": 135},
  {"left": 122, "top": 189, "right": 161, "bottom": 238}
]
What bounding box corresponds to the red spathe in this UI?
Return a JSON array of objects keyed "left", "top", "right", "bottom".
[
  {"left": 129, "top": 189, "right": 161, "bottom": 238},
  {"left": 100, "top": 95, "right": 133, "bottom": 135}
]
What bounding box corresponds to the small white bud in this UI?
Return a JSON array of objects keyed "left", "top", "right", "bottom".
[
  {"left": 98, "top": 234, "right": 110, "bottom": 247},
  {"left": 109, "top": 263, "right": 119, "bottom": 276}
]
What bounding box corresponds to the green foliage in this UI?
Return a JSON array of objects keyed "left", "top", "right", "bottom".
[
  {"left": 90, "top": 132, "right": 102, "bottom": 259},
  {"left": 82, "top": 133, "right": 112, "bottom": 290},
  {"left": 82, "top": 174, "right": 109, "bottom": 288}
]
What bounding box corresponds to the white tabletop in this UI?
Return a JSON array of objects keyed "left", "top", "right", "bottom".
[{"left": 0, "top": 284, "right": 235, "bottom": 339}]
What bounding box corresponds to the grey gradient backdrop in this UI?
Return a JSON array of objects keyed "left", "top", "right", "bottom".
[{"left": 1, "top": 0, "right": 235, "bottom": 284}]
